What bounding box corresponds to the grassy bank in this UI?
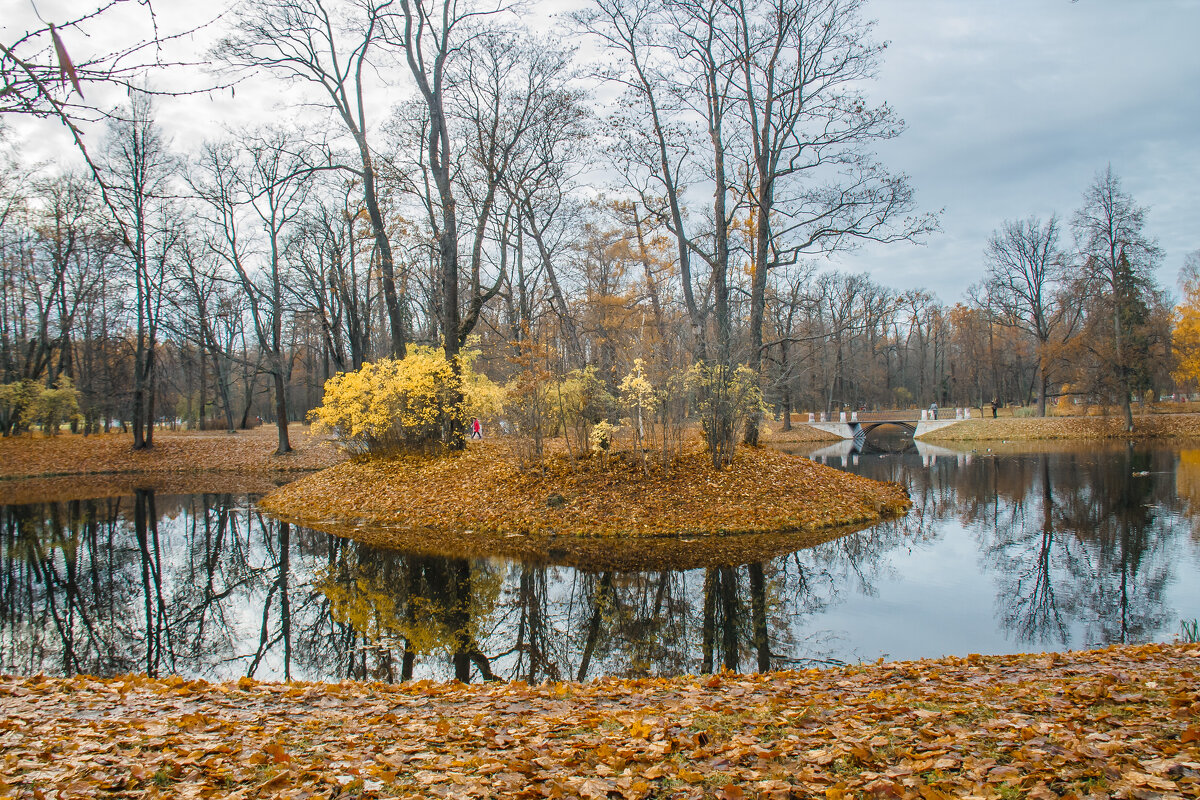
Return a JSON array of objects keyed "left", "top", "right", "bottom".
[
  {"left": 260, "top": 442, "right": 911, "bottom": 542},
  {"left": 0, "top": 425, "right": 343, "bottom": 485},
  {"left": 761, "top": 423, "right": 843, "bottom": 443},
  {"left": 2, "top": 642, "right": 1195, "bottom": 799},
  {"left": 922, "top": 413, "right": 1200, "bottom": 442}
]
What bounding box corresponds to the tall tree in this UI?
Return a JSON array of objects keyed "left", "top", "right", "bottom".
[
  {"left": 191, "top": 129, "right": 315, "bottom": 455},
  {"left": 984, "top": 215, "right": 1077, "bottom": 416},
  {"left": 737, "top": 0, "right": 936, "bottom": 444},
  {"left": 1072, "top": 166, "right": 1163, "bottom": 432},
  {"left": 388, "top": 0, "right": 516, "bottom": 447},
  {"left": 577, "top": 0, "right": 712, "bottom": 363},
  {"left": 1172, "top": 251, "right": 1200, "bottom": 392},
  {"left": 218, "top": 0, "right": 408, "bottom": 357},
  {"left": 581, "top": 0, "right": 748, "bottom": 466},
  {"left": 169, "top": 238, "right": 246, "bottom": 432},
  {"left": 99, "top": 92, "right": 178, "bottom": 449}
]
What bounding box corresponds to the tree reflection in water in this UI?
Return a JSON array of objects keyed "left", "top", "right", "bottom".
[
  {"left": 847, "top": 444, "right": 1183, "bottom": 651},
  {"left": 1, "top": 446, "right": 1196, "bottom": 682}
]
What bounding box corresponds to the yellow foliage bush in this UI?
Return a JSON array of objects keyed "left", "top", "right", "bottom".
[
  {"left": 309, "top": 346, "right": 500, "bottom": 455},
  {"left": 0, "top": 376, "right": 82, "bottom": 435},
  {"left": 554, "top": 366, "right": 615, "bottom": 453},
  {"left": 686, "top": 362, "right": 765, "bottom": 468}
]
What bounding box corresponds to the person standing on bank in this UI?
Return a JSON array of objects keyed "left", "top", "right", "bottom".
[{"left": 930, "top": 402, "right": 938, "bottom": 420}]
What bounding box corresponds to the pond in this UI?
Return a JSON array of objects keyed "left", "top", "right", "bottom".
[{"left": 2, "top": 438, "right": 1198, "bottom": 683}]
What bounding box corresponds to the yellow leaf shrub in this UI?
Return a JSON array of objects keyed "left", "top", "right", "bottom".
[
  {"left": 309, "top": 346, "right": 500, "bottom": 455},
  {"left": 686, "top": 362, "right": 765, "bottom": 468}
]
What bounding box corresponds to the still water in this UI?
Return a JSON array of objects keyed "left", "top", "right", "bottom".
[{"left": 2, "top": 439, "right": 1198, "bottom": 683}]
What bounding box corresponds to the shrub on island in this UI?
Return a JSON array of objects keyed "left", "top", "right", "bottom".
[{"left": 308, "top": 346, "right": 501, "bottom": 456}]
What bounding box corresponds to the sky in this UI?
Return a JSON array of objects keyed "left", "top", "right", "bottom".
[
  {"left": 836, "top": 0, "right": 1200, "bottom": 301},
  {"left": 5, "top": 0, "right": 1199, "bottom": 304}
]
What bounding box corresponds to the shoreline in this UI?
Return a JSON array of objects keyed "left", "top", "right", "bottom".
[
  {"left": 271, "top": 513, "right": 879, "bottom": 571},
  {"left": 0, "top": 425, "right": 343, "bottom": 478},
  {"left": 2, "top": 414, "right": 1198, "bottom": 485}
]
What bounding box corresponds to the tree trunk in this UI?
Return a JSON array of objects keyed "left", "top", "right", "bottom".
[
  {"left": 1036, "top": 360, "right": 1048, "bottom": 417},
  {"left": 701, "top": 568, "right": 717, "bottom": 674},
  {"left": 359, "top": 148, "right": 406, "bottom": 359},
  {"left": 272, "top": 369, "right": 291, "bottom": 455},
  {"left": 749, "top": 562, "right": 770, "bottom": 673}
]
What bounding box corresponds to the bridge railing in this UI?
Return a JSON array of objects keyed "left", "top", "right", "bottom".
[
  {"left": 794, "top": 410, "right": 924, "bottom": 423},
  {"left": 853, "top": 410, "right": 924, "bottom": 422}
]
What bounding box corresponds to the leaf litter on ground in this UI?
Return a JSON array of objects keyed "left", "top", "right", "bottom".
[{"left": 1, "top": 643, "right": 1197, "bottom": 799}]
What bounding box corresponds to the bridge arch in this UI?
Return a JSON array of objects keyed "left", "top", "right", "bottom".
[{"left": 858, "top": 420, "right": 916, "bottom": 436}]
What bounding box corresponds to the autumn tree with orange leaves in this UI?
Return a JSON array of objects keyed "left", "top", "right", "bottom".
[{"left": 1173, "top": 251, "right": 1200, "bottom": 392}]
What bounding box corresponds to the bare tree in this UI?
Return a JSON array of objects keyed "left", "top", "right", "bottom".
[
  {"left": 577, "top": 0, "right": 712, "bottom": 362},
  {"left": 289, "top": 180, "right": 376, "bottom": 373},
  {"left": 446, "top": 28, "right": 576, "bottom": 351},
  {"left": 218, "top": 0, "right": 408, "bottom": 357},
  {"left": 736, "top": 0, "right": 937, "bottom": 444},
  {"left": 387, "top": 0, "right": 521, "bottom": 446},
  {"left": 191, "top": 129, "right": 315, "bottom": 454},
  {"left": 99, "top": 92, "right": 179, "bottom": 449},
  {"left": 169, "top": 237, "right": 249, "bottom": 432},
  {"left": 1072, "top": 165, "right": 1163, "bottom": 432},
  {"left": 9, "top": 173, "right": 102, "bottom": 384},
  {"left": 580, "top": 0, "right": 749, "bottom": 466},
  {"left": 3, "top": 2, "right": 224, "bottom": 246},
  {"left": 474, "top": 34, "right": 591, "bottom": 362},
  {"left": 984, "top": 215, "right": 1078, "bottom": 416}
]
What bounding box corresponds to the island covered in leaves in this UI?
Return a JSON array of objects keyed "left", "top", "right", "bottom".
[
  {"left": 260, "top": 441, "right": 910, "bottom": 557},
  {"left": 258, "top": 349, "right": 910, "bottom": 550}
]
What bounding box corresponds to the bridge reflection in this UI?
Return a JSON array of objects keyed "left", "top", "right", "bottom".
[{"left": 801, "top": 437, "right": 974, "bottom": 469}]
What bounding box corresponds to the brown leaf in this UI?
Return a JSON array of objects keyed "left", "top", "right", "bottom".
[{"left": 264, "top": 742, "right": 290, "bottom": 764}]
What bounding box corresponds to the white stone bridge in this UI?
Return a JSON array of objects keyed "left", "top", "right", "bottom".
[{"left": 802, "top": 408, "right": 973, "bottom": 445}]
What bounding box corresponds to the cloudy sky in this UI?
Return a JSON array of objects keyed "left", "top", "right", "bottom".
[
  {"left": 838, "top": 0, "right": 1200, "bottom": 300},
  {"left": 7, "top": 0, "right": 1199, "bottom": 303}
]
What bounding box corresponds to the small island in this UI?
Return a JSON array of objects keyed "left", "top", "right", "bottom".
[
  {"left": 252, "top": 348, "right": 911, "bottom": 561},
  {"left": 260, "top": 438, "right": 911, "bottom": 562}
]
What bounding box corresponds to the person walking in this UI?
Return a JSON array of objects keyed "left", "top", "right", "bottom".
[{"left": 470, "top": 417, "right": 482, "bottom": 439}]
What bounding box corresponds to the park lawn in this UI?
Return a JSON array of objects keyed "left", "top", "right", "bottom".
[
  {"left": 921, "top": 413, "right": 1200, "bottom": 442},
  {"left": 1, "top": 643, "right": 1196, "bottom": 799},
  {"left": 0, "top": 424, "right": 343, "bottom": 484}
]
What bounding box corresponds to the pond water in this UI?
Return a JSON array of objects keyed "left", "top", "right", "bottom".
[{"left": 2, "top": 438, "right": 1199, "bottom": 683}]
